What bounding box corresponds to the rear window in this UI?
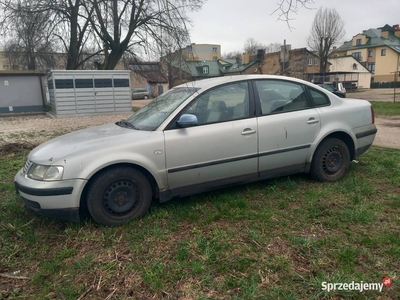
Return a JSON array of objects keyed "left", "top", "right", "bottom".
[{"left": 309, "top": 88, "right": 330, "bottom": 107}]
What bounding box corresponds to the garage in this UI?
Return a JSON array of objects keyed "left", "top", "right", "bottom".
[
  {"left": 48, "top": 70, "right": 132, "bottom": 116},
  {"left": 0, "top": 71, "right": 46, "bottom": 114}
]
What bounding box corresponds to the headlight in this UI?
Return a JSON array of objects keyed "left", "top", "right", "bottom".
[{"left": 27, "top": 164, "right": 64, "bottom": 181}]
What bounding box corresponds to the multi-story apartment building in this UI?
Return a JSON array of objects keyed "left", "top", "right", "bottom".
[
  {"left": 332, "top": 24, "right": 400, "bottom": 82},
  {"left": 182, "top": 43, "right": 221, "bottom": 61}
]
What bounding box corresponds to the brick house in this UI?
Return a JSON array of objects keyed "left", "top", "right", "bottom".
[{"left": 261, "top": 46, "right": 321, "bottom": 79}]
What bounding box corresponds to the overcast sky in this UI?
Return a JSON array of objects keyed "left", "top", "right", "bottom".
[{"left": 187, "top": 0, "right": 399, "bottom": 55}]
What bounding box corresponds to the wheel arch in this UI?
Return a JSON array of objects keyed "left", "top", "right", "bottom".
[
  {"left": 314, "top": 131, "right": 355, "bottom": 161},
  {"left": 79, "top": 163, "right": 160, "bottom": 216}
]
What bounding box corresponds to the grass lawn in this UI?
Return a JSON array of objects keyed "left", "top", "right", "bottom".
[
  {"left": 370, "top": 101, "right": 400, "bottom": 116},
  {"left": 0, "top": 144, "right": 399, "bottom": 299}
]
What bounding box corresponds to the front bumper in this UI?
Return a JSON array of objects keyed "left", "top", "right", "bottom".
[{"left": 14, "top": 168, "right": 87, "bottom": 222}]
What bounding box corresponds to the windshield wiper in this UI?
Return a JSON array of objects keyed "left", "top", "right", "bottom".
[{"left": 116, "top": 119, "right": 140, "bottom": 130}]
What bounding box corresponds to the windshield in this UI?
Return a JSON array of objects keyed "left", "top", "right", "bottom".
[{"left": 125, "top": 87, "right": 198, "bottom": 131}]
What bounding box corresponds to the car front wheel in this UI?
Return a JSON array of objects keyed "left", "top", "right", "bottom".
[
  {"left": 144, "top": 95, "right": 148, "bottom": 99},
  {"left": 87, "top": 166, "right": 152, "bottom": 226},
  {"left": 310, "top": 138, "right": 350, "bottom": 182}
]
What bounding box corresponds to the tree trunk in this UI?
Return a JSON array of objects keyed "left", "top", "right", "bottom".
[{"left": 66, "top": 4, "right": 80, "bottom": 70}]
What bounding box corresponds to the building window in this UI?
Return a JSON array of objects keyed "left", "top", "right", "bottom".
[
  {"left": 308, "top": 58, "right": 313, "bottom": 66},
  {"left": 212, "top": 47, "right": 217, "bottom": 53},
  {"left": 352, "top": 52, "right": 362, "bottom": 61},
  {"left": 368, "top": 50, "right": 373, "bottom": 57},
  {"left": 368, "top": 62, "right": 375, "bottom": 74},
  {"left": 381, "top": 49, "right": 386, "bottom": 56},
  {"left": 203, "top": 66, "right": 209, "bottom": 74},
  {"left": 314, "top": 57, "right": 319, "bottom": 65},
  {"left": 356, "top": 38, "right": 362, "bottom": 45}
]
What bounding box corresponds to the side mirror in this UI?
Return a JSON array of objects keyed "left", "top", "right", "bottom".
[{"left": 177, "top": 114, "right": 198, "bottom": 128}]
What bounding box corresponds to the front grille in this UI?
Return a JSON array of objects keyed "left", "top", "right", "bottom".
[{"left": 23, "top": 159, "right": 33, "bottom": 175}]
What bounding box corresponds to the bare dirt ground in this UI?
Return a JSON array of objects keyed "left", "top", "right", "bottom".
[
  {"left": 347, "top": 88, "right": 399, "bottom": 102},
  {"left": 0, "top": 94, "right": 399, "bottom": 149},
  {"left": 347, "top": 88, "right": 400, "bottom": 149}
]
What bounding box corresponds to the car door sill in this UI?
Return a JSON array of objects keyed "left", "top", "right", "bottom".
[{"left": 159, "top": 164, "right": 307, "bottom": 203}]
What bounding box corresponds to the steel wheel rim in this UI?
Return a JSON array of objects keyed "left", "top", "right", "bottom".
[
  {"left": 103, "top": 180, "right": 139, "bottom": 216},
  {"left": 322, "top": 147, "right": 343, "bottom": 175}
]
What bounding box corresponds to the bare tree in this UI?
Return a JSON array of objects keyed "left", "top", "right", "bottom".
[
  {"left": 84, "top": 0, "right": 204, "bottom": 70},
  {"left": 40, "top": 0, "right": 99, "bottom": 70},
  {"left": 2, "top": 41, "right": 25, "bottom": 69},
  {"left": 307, "top": 7, "right": 345, "bottom": 73},
  {"left": 244, "top": 38, "right": 266, "bottom": 54},
  {"left": 0, "top": 0, "right": 101, "bottom": 70},
  {"left": 272, "top": 0, "right": 315, "bottom": 29},
  {"left": 222, "top": 50, "right": 242, "bottom": 60},
  {"left": 265, "top": 42, "right": 281, "bottom": 53},
  {"left": 0, "top": 0, "right": 57, "bottom": 70}
]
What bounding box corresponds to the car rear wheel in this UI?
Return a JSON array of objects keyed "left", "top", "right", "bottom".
[
  {"left": 310, "top": 138, "right": 350, "bottom": 182},
  {"left": 87, "top": 166, "right": 152, "bottom": 226}
]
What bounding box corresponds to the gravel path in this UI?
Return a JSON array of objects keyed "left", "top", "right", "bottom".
[{"left": 0, "top": 113, "right": 132, "bottom": 146}]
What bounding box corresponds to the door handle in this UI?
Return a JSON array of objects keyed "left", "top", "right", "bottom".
[
  {"left": 307, "top": 118, "right": 320, "bottom": 125},
  {"left": 241, "top": 128, "right": 257, "bottom": 135}
]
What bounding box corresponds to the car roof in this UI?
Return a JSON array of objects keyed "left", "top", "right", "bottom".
[{"left": 174, "top": 74, "right": 319, "bottom": 90}]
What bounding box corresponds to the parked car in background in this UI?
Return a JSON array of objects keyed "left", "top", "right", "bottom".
[
  {"left": 331, "top": 82, "right": 346, "bottom": 93},
  {"left": 316, "top": 83, "right": 346, "bottom": 98},
  {"left": 15, "top": 75, "right": 377, "bottom": 226},
  {"left": 131, "top": 88, "right": 149, "bottom": 100}
]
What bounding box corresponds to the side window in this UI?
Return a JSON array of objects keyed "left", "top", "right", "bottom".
[
  {"left": 182, "top": 82, "right": 249, "bottom": 125},
  {"left": 309, "top": 88, "right": 331, "bottom": 107},
  {"left": 255, "top": 80, "right": 310, "bottom": 115}
]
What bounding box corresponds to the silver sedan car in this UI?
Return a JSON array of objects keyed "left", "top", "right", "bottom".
[{"left": 14, "top": 75, "right": 377, "bottom": 226}]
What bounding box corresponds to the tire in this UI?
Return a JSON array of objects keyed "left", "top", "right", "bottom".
[
  {"left": 310, "top": 138, "right": 350, "bottom": 182},
  {"left": 87, "top": 166, "right": 152, "bottom": 226},
  {"left": 144, "top": 95, "right": 148, "bottom": 99}
]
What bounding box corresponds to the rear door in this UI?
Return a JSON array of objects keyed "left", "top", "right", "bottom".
[
  {"left": 253, "top": 79, "right": 321, "bottom": 178},
  {"left": 164, "top": 81, "right": 258, "bottom": 195}
]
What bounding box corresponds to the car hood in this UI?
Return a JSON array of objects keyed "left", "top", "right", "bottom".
[{"left": 29, "top": 123, "right": 151, "bottom": 164}]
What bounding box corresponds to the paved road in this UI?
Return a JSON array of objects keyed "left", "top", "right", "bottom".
[{"left": 347, "top": 88, "right": 399, "bottom": 102}]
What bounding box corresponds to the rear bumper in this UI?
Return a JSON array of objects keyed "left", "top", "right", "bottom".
[{"left": 354, "top": 125, "right": 377, "bottom": 157}]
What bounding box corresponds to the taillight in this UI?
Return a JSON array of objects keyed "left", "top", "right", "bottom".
[{"left": 370, "top": 106, "right": 375, "bottom": 124}]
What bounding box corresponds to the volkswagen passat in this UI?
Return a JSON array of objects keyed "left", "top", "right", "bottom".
[{"left": 14, "top": 75, "right": 377, "bottom": 226}]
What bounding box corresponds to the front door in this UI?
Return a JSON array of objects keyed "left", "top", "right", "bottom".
[{"left": 164, "top": 81, "right": 258, "bottom": 196}]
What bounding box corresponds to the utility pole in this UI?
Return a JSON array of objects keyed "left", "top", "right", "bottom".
[{"left": 395, "top": 54, "right": 400, "bottom": 103}]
